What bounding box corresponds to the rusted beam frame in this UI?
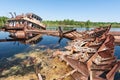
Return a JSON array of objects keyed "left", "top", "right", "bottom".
[
  {"left": 87, "top": 34, "right": 114, "bottom": 70},
  {"left": 109, "top": 31, "right": 120, "bottom": 36},
  {"left": 63, "top": 29, "right": 76, "bottom": 35}
]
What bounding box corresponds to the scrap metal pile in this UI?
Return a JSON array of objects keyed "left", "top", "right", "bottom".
[{"left": 53, "top": 26, "right": 120, "bottom": 80}]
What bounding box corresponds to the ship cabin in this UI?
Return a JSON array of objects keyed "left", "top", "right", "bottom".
[
  {"left": 26, "top": 13, "right": 42, "bottom": 22},
  {"left": 5, "top": 13, "right": 46, "bottom": 30}
]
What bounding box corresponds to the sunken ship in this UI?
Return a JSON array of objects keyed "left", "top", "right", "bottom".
[
  {"left": 2, "top": 12, "right": 46, "bottom": 43},
  {"left": 53, "top": 25, "right": 120, "bottom": 80},
  {"left": 4, "top": 13, "right": 46, "bottom": 38}
]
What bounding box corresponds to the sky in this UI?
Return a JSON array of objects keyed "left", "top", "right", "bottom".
[{"left": 0, "top": 0, "right": 120, "bottom": 22}]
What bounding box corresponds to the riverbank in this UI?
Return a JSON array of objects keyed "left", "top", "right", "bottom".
[
  {"left": 42, "top": 20, "right": 120, "bottom": 28},
  {"left": 0, "top": 47, "right": 120, "bottom": 80},
  {"left": 44, "top": 24, "right": 120, "bottom": 28}
]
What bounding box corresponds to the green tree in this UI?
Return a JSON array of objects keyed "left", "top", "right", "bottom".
[
  {"left": 85, "top": 20, "right": 91, "bottom": 30},
  {"left": 0, "top": 16, "right": 8, "bottom": 28}
]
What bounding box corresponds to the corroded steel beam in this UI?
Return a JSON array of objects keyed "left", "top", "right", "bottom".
[{"left": 109, "top": 31, "right": 120, "bottom": 36}]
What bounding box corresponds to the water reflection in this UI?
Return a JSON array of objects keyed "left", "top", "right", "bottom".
[{"left": 0, "top": 31, "right": 69, "bottom": 58}]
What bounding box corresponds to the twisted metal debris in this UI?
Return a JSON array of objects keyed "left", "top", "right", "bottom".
[{"left": 53, "top": 26, "right": 120, "bottom": 80}]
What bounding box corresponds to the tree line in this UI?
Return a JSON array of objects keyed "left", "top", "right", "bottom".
[
  {"left": 43, "top": 19, "right": 120, "bottom": 28},
  {"left": 0, "top": 16, "right": 120, "bottom": 28},
  {"left": 0, "top": 16, "right": 8, "bottom": 28}
]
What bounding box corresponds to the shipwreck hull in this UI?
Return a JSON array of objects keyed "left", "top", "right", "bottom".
[{"left": 53, "top": 26, "right": 120, "bottom": 80}]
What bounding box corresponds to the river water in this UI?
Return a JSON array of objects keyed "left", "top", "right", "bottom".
[
  {"left": 0, "top": 31, "right": 69, "bottom": 58},
  {"left": 0, "top": 27, "right": 120, "bottom": 59}
]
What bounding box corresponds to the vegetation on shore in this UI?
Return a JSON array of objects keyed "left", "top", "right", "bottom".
[
  {"left": 0, "top": 16, "right": 120, "bottom": 28},
  {"left": 43, "top": 19, "right": 120, "bottom": 28},
  {"left": 0, "top": 16, "right": 8, "bottom": 28}
]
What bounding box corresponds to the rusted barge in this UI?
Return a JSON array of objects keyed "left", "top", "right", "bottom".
[
  {"left": 5, "top": 13, "right": 46, "bottom": 30},
  {"left": 1, "top": 13, "right": 46, "bottom": 43}
]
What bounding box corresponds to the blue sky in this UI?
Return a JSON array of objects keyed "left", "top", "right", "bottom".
[{"left": 0, "top": 0, "right": 120, "bottom": 22}]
